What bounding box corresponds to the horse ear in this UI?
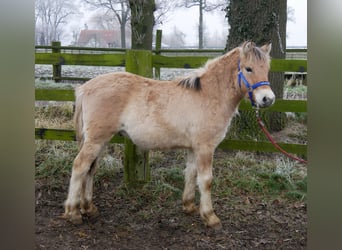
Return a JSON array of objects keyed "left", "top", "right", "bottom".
[
  {"left": 242, "top": 41, "right": 255, "bottom": 55},
  {"left": 261, "top": 43, "right": 272, "bottom": 55}
]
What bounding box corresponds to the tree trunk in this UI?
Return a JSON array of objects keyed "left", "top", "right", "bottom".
[
  {"left": 267, "top": 0, "right": 287, "bottom": 131},
  {"left": 198, "top": 0, "right": 204, "bottom": 49},
  {"left": 225, "top": 0, "right": 287, "bottom": 136},
  {"left": 129, "top": 0, "right": 156, "bottom": 50},
  {"left": 120, "top": 19, "right": 126, "bottom": 48}
]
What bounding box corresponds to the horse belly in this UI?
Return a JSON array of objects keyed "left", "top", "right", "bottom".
[
  {"left": 119, "top": 111, "right": 192, "bottom": 150},
  {"left": 123, "top": 124, "right": 191, "bottom": 150}
]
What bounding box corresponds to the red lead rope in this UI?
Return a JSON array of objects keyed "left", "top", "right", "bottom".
[{"left": 255, "top": 110, "right": 308, "bottom": 164}]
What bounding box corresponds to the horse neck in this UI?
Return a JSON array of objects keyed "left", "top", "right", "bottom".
[{"left": 201, "top": 49, "right": 244, "bottom": 109}]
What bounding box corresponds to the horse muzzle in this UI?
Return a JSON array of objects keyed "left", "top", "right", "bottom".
[{"left": 254, "top": 88, "right": 275, "bottom": 108}]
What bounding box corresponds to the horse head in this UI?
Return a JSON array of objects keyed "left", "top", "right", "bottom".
[{"left": 238, "top": 41, "right": 275, "bottom": 108}]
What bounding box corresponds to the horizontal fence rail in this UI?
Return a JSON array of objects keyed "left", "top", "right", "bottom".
[
  {"left": 35, "top": 53, "right": 126, "bottom": 67},
  {"left": 35, "top": 89, "right": 307, "bottom": 112},
  {"left": 34, "top": 128, "right": 307, "bottom": 156}
]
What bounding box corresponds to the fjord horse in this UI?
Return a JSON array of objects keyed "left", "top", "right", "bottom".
[{"left": 63, "top": 41, "right": 275, "bottom": 229}]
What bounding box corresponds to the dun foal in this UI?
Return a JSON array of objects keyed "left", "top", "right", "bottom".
[{"left": 63, "top": 41, "right": 275, "bottom": 229}]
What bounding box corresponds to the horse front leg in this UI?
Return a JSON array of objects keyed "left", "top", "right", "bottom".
[
  {"left": 182, "top": 150, "right": 198, "bottom": 214},
  {"left": 196, "top": 149, "right": 222, "bottom": 230}
]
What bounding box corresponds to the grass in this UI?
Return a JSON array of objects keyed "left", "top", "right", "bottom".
[
  {"left": 35, "top": 140, "right": 77, "bottom": 187},
  {"left": 212, "top": 151, "right": 307, "bottom": 202},
  {"left": 35, "top": 102, "right": 74, "bottom": 129}
]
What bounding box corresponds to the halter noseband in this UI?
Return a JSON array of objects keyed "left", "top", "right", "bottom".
[{"left": 237, "top": 61, "right": 270, "bottom": 107}]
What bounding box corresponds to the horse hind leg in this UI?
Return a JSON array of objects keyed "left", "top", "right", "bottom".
[
  {"left": 182, "top": 150, "right": 198, "bottom": 214},
  {"left": 80, "top": 157, "right": 100, "bottom": 221},
  {"left": 63, "top": 141, "right": 104, "bottom": 224}
]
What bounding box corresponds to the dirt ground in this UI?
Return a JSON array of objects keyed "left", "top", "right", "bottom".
[{"left": 35, "top": 157, "right": 306, "bottom": 249}]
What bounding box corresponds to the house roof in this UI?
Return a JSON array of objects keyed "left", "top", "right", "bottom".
[{"left": 78, "top": 30, "right": 117, "bottom": 47}]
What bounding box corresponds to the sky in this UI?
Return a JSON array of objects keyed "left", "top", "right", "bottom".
[
  {"left": 63, "top": 0, "right": 307, "bottom": 48},
  {"left": 286, "top": 0, "right": 307, "bottom": 46}
]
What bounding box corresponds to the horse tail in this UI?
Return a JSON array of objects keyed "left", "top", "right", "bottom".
[{"left": 74, "top": 86, "right": 84, "bottom": 149}]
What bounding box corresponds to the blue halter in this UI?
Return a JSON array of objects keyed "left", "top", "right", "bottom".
[{"left": 237, "top": 61, "right": 270, "bottom": 107}]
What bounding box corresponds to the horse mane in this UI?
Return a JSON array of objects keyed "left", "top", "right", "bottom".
[
  {"left": 177, "top": 75, "right": 202, "bottom": 91},
  {"left": 240, "top": 41, "right": 271, "bottom": 66},
  {"left": 176, "top": 56, "right": 221, "bottom": 91}
]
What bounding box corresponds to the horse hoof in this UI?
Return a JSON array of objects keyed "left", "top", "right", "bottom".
[
  {"left": 69, "top": 215, "right": 83, "bottom": 225},
  {"left": 81, "top": 204, "right": 99, "bottom": 220},
  {"left": 202, "top": 213, "right": 222, "bottom": 230},
  {"left": 86, "top": 210, "right": 100, "bottom": 223},
  {"left": 61, "top": 212, "right": 83, "bottom": 225},
  {"left": 183, "top": 203, "right": 198, "bottom": 215},
  {"left": 208, "top": 221, "right": 222, "bottom": 231}
]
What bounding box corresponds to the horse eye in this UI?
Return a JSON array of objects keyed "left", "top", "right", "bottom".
[{"left": 245, "top": 67, "right": 253, "bottom": 73}]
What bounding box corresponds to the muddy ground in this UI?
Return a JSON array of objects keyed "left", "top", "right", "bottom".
[{"left": 35, "top": 152, "right": 306, "bottom": 249}]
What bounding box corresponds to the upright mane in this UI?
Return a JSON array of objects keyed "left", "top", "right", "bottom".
[{"left": 239, "top": 41, "right": 271, "bottom": 66}]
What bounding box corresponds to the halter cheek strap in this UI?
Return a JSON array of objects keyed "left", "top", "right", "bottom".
[{"left": 237, "top": 62, "right": 270, "bottom": 107}]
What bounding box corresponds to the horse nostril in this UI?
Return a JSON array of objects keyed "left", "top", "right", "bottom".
[{"left": 262, "top": 96, "right": 273, "bottom": 106}]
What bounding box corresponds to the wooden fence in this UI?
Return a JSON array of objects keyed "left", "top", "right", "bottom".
[
  {"left": 35, "top": 38, "right": 307, "bottom": 184},
  {"left": 35, "top": 41, "right": 307, "bottom": 82}
]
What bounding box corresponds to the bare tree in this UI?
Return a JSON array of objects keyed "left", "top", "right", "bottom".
[
  {"left": 205, "top": 29, "right": 227, "bottom": 48},
  {"left": 82, "top": 0, "right": 176, "bottom": 48},
  {"left": 82, "top": 0, "right": 130, "bottom": 48},
  {"left": 88, "top": 9, "right": 118, "bottom": 30},
  {"left": 154, "top": 1, "right": 179, "bottom": 26},
  {"left": 35, "top": 0, "right": 78, "bottom": 45},
  {"left": 177, "top": 0, "right": 225, "bottom": 49},
  {"left": 162, "top": 26, "right": 186, "bottom": 48}
]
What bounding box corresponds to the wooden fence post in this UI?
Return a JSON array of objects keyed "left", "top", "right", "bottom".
[
  {"left": 51, "top": 41, "right": 61, "bottom": 82},
  {"left": 124, "top": 50, "right": 152, "bottom": 185},
  {"left": 154, "top": 30, "right": 162, "bottom": 79}
]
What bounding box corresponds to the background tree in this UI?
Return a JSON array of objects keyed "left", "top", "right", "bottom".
[
  {"left": 206, "top": 29, "right": 227, "bottom": 48},
  {"left": 82, "top": 0, "right": 172, "bottom": 48},
  {"left": 225, "top": 0, "right": 287, "bottom": 135},
  {"left": 88, "top": 9, "right": 119, "bottom": 30},
  {"left": 162, "top": 26, "right": 186, "bottom": 47},
  {"left": 129, "top": 0, "right": 156, "bottom": 50},
  {"left": 82, "top": 0, "right": 130, "bottom": 48},
  {"left": 178, "top": 0, "right": 225, "bottom": 49},
  {"left": 154, "top": 1, "right": 179, "bottom": 27},
  {"left": 35, "top": 0, "right": 78, "bottom": 45}
]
